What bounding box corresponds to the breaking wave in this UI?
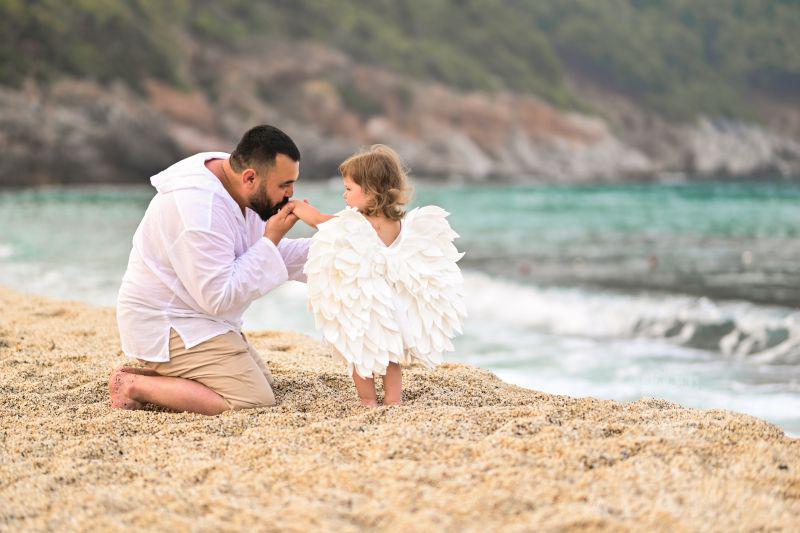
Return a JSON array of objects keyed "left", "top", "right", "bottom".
[{"left": 464, "top": 271, "right": 800, "bottom": 363}]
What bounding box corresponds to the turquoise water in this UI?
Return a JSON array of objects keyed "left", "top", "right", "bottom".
[{"left": 1, "top": 181, "right": 798, "bottom": 435}]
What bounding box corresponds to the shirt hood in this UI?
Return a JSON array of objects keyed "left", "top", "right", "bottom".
[{"left": 150, "top": 152, "right": 230, "bottom": 194}]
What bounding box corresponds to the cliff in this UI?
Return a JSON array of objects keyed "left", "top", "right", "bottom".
[{"left": 2, "top": 42, "right": 799, "bottom": 186}]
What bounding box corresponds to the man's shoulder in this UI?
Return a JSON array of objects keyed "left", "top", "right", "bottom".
[
  {"left": 164, "top": 151, "right": 230, "bottom": 174},
  {"left": 151, "top": 152, "right": 230, "bottom": 194}
]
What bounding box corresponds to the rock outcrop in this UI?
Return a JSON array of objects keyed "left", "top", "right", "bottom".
[
  {"left": 0, "top": 81, "right": 181, "bottom": 186},
  {"left": 1, "top": 43, "right": 798, "bottom": 186}
]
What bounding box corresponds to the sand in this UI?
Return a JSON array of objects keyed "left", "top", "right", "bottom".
[{"left": 0, "top": 285, "right": 798, "bottom": 531}]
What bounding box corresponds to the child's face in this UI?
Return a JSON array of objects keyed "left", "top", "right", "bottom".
[{"left": 342, "top": 174, "right": 370, "bottom": 211}]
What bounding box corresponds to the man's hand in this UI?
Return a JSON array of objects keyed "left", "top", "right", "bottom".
[{"left": 264, "top": 202, "right": 299, "bottom": 245}]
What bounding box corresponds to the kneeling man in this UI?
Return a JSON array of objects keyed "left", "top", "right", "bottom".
[{"left": 111, "top": 124, "right": 309, "bottom": 415}]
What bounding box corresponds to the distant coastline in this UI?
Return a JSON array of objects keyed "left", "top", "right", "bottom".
[
  {"left": 5, "top": 2, "right": 799, "bottom": 188},
  {"left": 1, "top": 70, "right": 798, "bottom": 188}
]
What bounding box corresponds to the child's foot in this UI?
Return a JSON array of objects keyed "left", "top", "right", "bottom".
[{"left": 109, "top": 367, "right": 144, "bottom": 410}]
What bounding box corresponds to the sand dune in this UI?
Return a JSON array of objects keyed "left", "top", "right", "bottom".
[{"left": 0, "top": 285, "right": 798, "bottom": 531}]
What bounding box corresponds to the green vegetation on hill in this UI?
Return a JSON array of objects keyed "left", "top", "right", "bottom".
[
  {"left": 2, "top": 0, "right": 798, "bottom": 120},
  {"left": 0, "top": 0, "right": 185, "bottom": 89}
]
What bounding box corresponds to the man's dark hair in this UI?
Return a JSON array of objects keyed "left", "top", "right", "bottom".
[{"left": 229, "top": 125, "right": 300, "bottom": 172}]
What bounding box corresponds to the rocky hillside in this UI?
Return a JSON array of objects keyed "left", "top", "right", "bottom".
[{"left": 2, "top": 1, "right": 799, "bottom": 185}]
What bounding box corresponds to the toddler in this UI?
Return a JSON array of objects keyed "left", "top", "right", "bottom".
[{"left": 291, "top": 145, "right": 466, "bottom": 406}]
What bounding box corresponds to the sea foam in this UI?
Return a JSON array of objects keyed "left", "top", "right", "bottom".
[{"left": 463, "top": 271, "right": 800, "bottom": 362}]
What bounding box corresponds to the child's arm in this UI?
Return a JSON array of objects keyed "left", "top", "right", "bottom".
[{"left": 289, "top": 200, "right": 335, "bottom": 229}]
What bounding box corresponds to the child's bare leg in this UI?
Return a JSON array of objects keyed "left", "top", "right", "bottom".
[
  {"left": 382, "top": 363, "right": 402, "bottom": 406},
  {"left": 351, "top": 370, "right": 378, "bottom": 407}
]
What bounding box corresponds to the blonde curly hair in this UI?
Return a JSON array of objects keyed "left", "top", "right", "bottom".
[{"left": 338, "top": 144, "right": 413, "bottom": 221}]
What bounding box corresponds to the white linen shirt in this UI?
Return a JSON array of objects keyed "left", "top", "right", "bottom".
[{"left": 116, "top": 152, "right": 310, "bottom": 362}]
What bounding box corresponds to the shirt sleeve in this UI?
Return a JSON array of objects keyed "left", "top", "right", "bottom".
[
  {"left": 277, "top": 237, "right": 312, "bottom": 283},
  {"left": 167, "top": 228, "right": 289, "bottom": 316}
]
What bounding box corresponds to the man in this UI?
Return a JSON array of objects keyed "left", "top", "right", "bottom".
[{"left": 110, "top": 125, "right": 310, "bottom": 415}]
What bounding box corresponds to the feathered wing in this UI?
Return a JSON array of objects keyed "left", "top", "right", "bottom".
[
  {"left": 303, "top": 208, "right": 405, "bottom": 378},
  {"left": 385, "top": 206, "right": 467, "bottom": 368}
]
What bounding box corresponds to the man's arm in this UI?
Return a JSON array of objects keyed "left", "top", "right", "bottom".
[
  {"left": 167, "top": 229, "right": 289, "bottom": 316},
  {"left": 273, "top": 200, "right": 330, "bottom": 282},
  {"left": 277, "top": 238, "right": 312, "bottom": 283},
  {"left": 166, "top": 203, "right": 299, "bottom": 316}
]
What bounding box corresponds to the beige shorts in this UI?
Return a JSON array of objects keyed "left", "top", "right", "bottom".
[{"left": 139, "top": 329, "right": 275, "bottom": 410}]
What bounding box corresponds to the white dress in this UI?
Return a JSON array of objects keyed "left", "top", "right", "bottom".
[{"left": 303, "top": 206, "right": 467, "bottom": 378}]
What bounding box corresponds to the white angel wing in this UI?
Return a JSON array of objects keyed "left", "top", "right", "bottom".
[
  {"left": 386, "top": 206, "right": 467, "bottom": 368},
  {"left": 303, "top": 208, "right": 405, "bottom": 378}
]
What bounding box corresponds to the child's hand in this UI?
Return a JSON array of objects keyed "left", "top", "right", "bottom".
[
  {"left": 289, "top": 199, "right": 321, "bottom": 225},
  {"left": 288, "top": 199, "right": 336, "bottom": 228}
]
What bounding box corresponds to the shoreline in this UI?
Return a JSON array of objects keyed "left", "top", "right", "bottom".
[{"left": 1, "top": 285, "right": 798, "bottom": 530}]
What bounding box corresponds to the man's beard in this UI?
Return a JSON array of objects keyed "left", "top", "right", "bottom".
[{"left": 250, "top": 181, "right": 289, "bottom": 221}]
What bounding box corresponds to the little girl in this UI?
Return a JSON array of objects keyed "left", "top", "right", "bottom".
[{"left": 290, "top": 145, "right": 466, "bottom": 406}]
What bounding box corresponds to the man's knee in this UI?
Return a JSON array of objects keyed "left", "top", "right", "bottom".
[
  {"left": 228, "top": 383, "right": 275, "bottom": 410},
  {"left": 251, "top": 384, "right": 276, "bottom": 408}
]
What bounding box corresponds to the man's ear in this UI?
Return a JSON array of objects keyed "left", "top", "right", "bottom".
[{"left": 242, "top": 169, "right": 257, "bottom": 187}]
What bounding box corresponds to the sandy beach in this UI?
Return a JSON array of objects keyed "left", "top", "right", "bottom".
[{"left": 0, "top": 285, "right": 798, "bottom": 531}]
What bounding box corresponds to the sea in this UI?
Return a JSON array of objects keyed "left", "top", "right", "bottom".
[{"left": 1, "top": 179, "right": 798, "bottom": 435}]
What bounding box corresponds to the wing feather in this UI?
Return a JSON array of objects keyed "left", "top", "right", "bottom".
[
  {"left": 388, "top": 206, "right": 467, "bottom": 368},
  {"left": 305, "top": 208, "right": 403, "bottom": 378}
]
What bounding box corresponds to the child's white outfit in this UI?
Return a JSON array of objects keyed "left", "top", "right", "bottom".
[{"left": 304, "top": 206, "right": 466, "bottom": 378}]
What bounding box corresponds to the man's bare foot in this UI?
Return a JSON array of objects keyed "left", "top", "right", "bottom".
[
  {"left": 359, "top": 399, "right": 379, "bottom": 407},
  {"left": 109, "top": 367, "right": 144, "bottom": 410},
  {"left": 384, "top": 400, "right": 402, "bottom": 406}
]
